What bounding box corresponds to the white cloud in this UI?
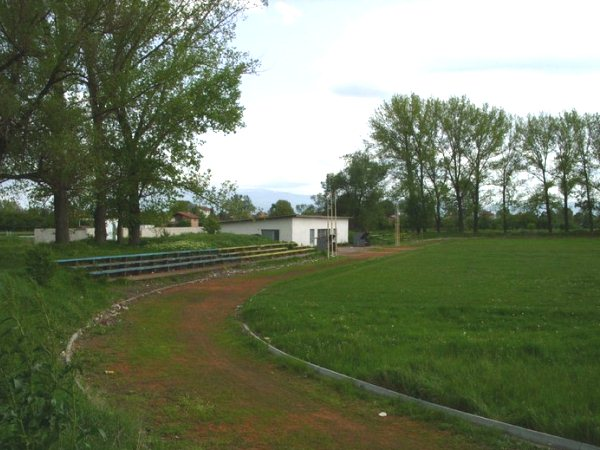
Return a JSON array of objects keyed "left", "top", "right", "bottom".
[
  {"left": 317, "top": 0, "right": 600, "bottom": 113},
  {"left": 273, "top": 1, "right": 303, "bottom": 25}
]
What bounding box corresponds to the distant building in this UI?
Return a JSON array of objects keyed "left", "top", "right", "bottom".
[
  {"left": 220, "top": 215, "right": 349, "bottom": 247},
  {"left": 197, "top": 206, "right": 212, "bottom": 217},
  {"left": 172, "top": 211, "right": 200, "bottom": 227}
]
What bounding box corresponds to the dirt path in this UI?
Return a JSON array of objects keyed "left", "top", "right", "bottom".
[{"left": 79, "top": 248, "right": 489, "bottom": 449}]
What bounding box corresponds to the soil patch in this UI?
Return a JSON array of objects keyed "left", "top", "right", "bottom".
[{"left": 78, "top": 247, "right": 490, "bottom": 449}]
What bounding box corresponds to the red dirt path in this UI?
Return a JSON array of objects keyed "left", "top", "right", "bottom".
[{"left": 80, "top": 247, "right": 490, "bottom": 449}]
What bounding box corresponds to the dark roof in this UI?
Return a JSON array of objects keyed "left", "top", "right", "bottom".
[
  {"left": 174, "top": 211, "right": 199, "bottom": 219},
  {"left": 220, "top": 214, "right": 349, "bottom": 224}
]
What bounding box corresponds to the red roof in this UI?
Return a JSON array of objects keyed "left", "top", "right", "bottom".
[{"left": 174, "top": 211, "right": 199, "bottom": 220}]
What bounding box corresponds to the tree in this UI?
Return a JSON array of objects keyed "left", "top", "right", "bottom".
[
  {"left": 100, "top": 0, "right": 253, "bottom": 245},
  {"left": 295, "top": 203, "right": 317, "bottom": 215},
  {"left": 440, "top": 96, "right": 477, "bottom": 233},
  {"left": 219, "top": 194, "right": 256, "bottom": 220},
  {"left": 576, "top": 113, "right": 599, "bottom": 232},
  {"left": 491, "top": 118, "right": 523, "bottom": 233},
  {"left": 370, "top": 94, "right": 436, "bottom": 233},
  {"left": 521, "top": 114, "right": 556, "bottom": 232},
  {"left": 0, "top": 1, "right": 99, "bottom": 242},
  {"left": 317, "top": 149, "right": 389, "bottom": 230},
  {"left": 268, "top": 199, "right": 294, "bottom": 217},
  {"left": 469, "top": 104, "right": 510, "bottom": 232},
  {"left": 554, "top": 111, "right": 583, "bottom": 232}
]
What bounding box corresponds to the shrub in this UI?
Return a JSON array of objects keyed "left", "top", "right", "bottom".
[
  {"left": 25, "top": 246, "right": 57, "bottom": 286},
  {"left": 203, "top": 214, "right": 221, "bottom": 235}
]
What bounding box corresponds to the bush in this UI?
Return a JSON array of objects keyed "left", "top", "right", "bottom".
[
  {"left": 203, "top": 214, "right": 221, "bottom": 235},
  {"left": 25, "top": 246, "right": 57, "bottom": 286}
]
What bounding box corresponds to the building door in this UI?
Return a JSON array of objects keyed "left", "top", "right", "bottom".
[
  {"left": 309, "top": 229, "right": 315, "bottom": 246},
  {"left": 261, "top": 229, "right": 280, "bottom": 241}
]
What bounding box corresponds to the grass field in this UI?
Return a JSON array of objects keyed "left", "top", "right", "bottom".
[{"left": 241, "top": 238, "right": 600, "bottom": 445}]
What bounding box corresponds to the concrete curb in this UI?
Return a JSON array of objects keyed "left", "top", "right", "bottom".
[{"left": 242, "top": 324, "right": 599, "bottom": 450}]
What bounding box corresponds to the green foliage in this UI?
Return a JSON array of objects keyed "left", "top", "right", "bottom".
[
  {"left": 322, "top": 148, "right": 390, "bottom": 231},
  {"left": 202, "top": 214, "right": 221, "bottom": 234},
  {"left": 268, "top": 199, "right": 294, "bottom": 217},
  {"left": 25, "top": 246, "right": 57, "bottom": 286},
  {"left": 218, "top": 194, "right": 256, "bottom": 220},
  {"left": 242, "top": 238, "right": 600, "bottom": 445},
  {"left": 0, "top": 267, "right": 141, "bottom": 449}
]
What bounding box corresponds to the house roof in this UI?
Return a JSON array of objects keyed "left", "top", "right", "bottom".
[
  {"left": 220, "top": 214, "right": 349, "bottom": 224},
  {"left": 174, "top": 211, "right": 199, "bottom": 219}
]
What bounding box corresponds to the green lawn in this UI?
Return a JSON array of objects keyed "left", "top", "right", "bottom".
[{"left": 241, "top": 238, "right": 600, "bottom": 445}]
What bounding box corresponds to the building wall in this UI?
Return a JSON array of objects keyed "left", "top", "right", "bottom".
[
  {"left": 220, "top": 217, "right": 349, "bottom": 247},
  {"left": 220, "top": 218, "right": 294, "bottom": 242},
  {"left": 34, "top": 226, "right": 204, "bottom": 243},
  {"left": 291, "top": 217, "right": 349, "bottom": 246}
]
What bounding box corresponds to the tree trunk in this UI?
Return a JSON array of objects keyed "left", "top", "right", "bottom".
[
  {"left": 117, "top": 220, "right": 124, "bottom": 244},
  {"left": 472, "top": 183, "right": 480, "bottom": 233},
  {"left": 127, "top": 194, "right": 141, "bottom": 246},
  {"left": 501, "top": 184, "right": 508, "bottom": 234},
  {"left": 94, "top": 198, "right": 107, "bottom": 243},
  {"left": 544, "top": 187, "right": 553, "bottom": 233},
  {"left": 53, "top": 185, "right": 70, "bottom": 244},
  {"left": 581, "top": 160, "right": 594, "bottom": 232},
  {"left": 562, "top": 190, "right": 569, "bottom": 232},
  {"left": 435, "top": 193, "right": 442, "bottom": 233},
  {"left": 457, "top": 191, "right": 464, "bottom": 233}
]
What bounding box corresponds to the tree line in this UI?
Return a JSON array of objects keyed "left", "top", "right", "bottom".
[
  {"left": 318, "top": 94, "right": 600, "bottom": 234},
  {"left": 0, "top": 0, "right": 261, "bottom": 244}
]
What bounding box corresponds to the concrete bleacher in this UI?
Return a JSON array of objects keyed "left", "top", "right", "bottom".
[{"left": 56, "top": 243, "right": 315, "bottom": 278}]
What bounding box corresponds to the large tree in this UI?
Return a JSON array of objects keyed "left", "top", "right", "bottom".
[
  {"left": 268, "top": 199, "right": 294, "bottom": 217},
  {"left": 491, "top": 118, "right": 523, "bottom": 233},
  {"left": 86, "top": 0, "right": 253, "bottom": 245},
  {"left": 521, "top": 114, "right": 556, "bottom": 232},
  {"left": 577, "top": 113, "right": 600, "bottom": 231},
  {"left": 0, "top": 1, "right": 99, "bottom": 242},
  {"left": 554, "top": 111, "right": 583, "bottom": 232},
  {"left": 440, "top": 96, "right": 477, "bottom": 233},
  {"left": 468, "top": 104, "right": 510, "bottom": 232},
  {"left": 370, "top": 94, "right": 437, "bottom": 233}
]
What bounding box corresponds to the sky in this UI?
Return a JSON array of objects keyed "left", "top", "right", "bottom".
[{"left": 201, "top": 0, "right": 600, "bottom": 198}]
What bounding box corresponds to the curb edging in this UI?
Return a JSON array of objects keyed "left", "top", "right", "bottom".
[{"left": 242, "top": 324, "right": 599, "bottom": 450}]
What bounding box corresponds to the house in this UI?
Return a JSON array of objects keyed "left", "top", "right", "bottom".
[
  {"left": 219, "top": 215, "right": 349, "bottom": 247},
  {"left": 197, "top": 206, "right": 212, "bottom": 217},
  {"left": 172, "top": 211, "right": 200, "bottom": 227}
]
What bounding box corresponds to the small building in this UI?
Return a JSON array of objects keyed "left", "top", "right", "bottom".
[
  {"left": 219, "top": 215, "right": 349, "bottom": 247},
  {"left": 172, "top": 211, "right": 200, "bottom": 227},
  {"left": 197, "top": 206, "right": 212, "bottom": 217}
]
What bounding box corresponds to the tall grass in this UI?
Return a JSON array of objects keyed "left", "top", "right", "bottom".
[{"left": 241, "top": 238, "right": 600, "bottom": 445}]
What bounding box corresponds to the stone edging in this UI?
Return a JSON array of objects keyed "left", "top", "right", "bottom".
[{"left": 241, "top": 324, "right": 599, "bottom": 450}]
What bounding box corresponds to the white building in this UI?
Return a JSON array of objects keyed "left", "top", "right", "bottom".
[{"left": 219, "top": 215, "right": 349, "bottom": 247}]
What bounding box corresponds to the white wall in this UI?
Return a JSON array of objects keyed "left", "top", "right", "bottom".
[
  {"left": 34, "top": 226, "right": 204, "bottom": 243},
  {"left": 220, "top": 218, "right": 294, "bottom": 242},
  {"left": 220, "top": 217, "right": 349, "bottom": 247},
  {"left": 291, "top": 217, "right": 349, "bottom": 246},
  {"left": 34, "top": 228, "right": 88, "bottom": 244}
]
